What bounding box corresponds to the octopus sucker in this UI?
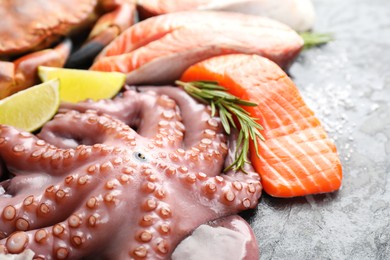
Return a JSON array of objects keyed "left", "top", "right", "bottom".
[
  {"left": 5, "top": 231, "right": 29, "bottom": 254},
  {"left": 0, "top": 87, "right": 261, "bottom": 259}
]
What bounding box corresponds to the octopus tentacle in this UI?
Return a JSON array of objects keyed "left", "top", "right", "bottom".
[
  {"left": 60, "top": 89, "right": 185, "bottom": 149},
  {"left": 173, "top": 129, "right": 262, "bottom": 214},
  {"left": 137, "top": 90, "right": 184, "bottom": 150},
  {"left": 143, "top": 87, "right": 228, "bottom": 175},
  {"left": 0, "top": 165, "right": 105, "bottom": 238},
  {"left": 141, "top": 87, "right": 226, "bottom": 147},
  {"left": 59, "top": 90, "right": 144, "bottom": 129},
  {"left": 38, "top": 110, "right": 138, "bottom": 149},
  {"left": 189, "top": 170, "right": 261, "bottom": 216},
  {"left": 0, "top": 202, "right": 115, "bottom": 259},
  {"left": 172, "top": 172, "right": 262, "bottom": 217},
  {"left": 0, "top": 125, "right": 77, "bottom": 174},
  {"left": 198, "top": 130, "right": 262, "bottom": 214},
  {"left": 0, "top": 173, "right": 170, "bottom": 259},
  {"left": 0, "top": 111, "right": 139, "bottom": 236}
]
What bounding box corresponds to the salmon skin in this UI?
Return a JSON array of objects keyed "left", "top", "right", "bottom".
[
  {"left": 181, "top": 54, "right": 342, "bottom": 198},
  {"left": 91, "top": 11, "right": 303, "bottom": 85},
  {"left": 137, "top": 0, "right": 315, "bottom": 32}
]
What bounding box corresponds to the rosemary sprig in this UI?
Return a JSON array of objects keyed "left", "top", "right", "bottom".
[
  {"left": 299, "top": 32, "right": 334, "bottom": 49},
  {"left": 176, "top": 80, "right": 265, "bottom": 173}
]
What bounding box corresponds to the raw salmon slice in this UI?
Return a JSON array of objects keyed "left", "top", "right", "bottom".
[
  {"left": 91, "top": 11, "right": 303, "bottom": 85},
  {"left": 95, "top": 11, "right": 295, "bottom": 59},
  {"left": 180, "top": 54, "right": 342, "bottom": 197},
  {"left": 137, "top": 0, "right": 315, "bottom": 32}
]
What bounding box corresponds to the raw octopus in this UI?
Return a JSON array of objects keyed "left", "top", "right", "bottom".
[{"left": 0, "top": 87, "right": 262, "bottom": 259}]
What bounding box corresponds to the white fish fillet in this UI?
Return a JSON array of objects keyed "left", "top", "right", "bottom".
[{"left": 199, "top": 0, "right": 316, "bottom": 31}]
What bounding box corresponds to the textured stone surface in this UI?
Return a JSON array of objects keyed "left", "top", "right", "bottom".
[{"left": 245, "top": 0, "right": 390, "bottom": 259}]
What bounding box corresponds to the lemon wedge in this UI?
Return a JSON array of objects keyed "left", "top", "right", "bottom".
[
  {"left": 0, "top": 79, "right": 60, "bottom": 132},
  {"left": 38, "top": 66, "right": 126, "bottom": 103}
]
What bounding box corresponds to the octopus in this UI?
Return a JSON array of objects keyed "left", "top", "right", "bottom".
[{"left": 0, "top": 86, "right": 262, "bottom": 259}]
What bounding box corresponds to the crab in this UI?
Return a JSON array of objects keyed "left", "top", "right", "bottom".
[{"left": 0, "top": 0, "right": 136, "bottom": 99}]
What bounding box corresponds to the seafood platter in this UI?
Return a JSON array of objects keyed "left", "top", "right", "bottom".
[{"left": 1, "top": 0, "right": 388, "bottom": 259}]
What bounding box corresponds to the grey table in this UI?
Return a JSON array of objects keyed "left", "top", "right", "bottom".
[{"left": 247, "top": 0, "right": 390, "bottom": 259}]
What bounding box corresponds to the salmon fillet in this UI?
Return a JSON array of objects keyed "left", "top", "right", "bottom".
[
  {"left": 91, "top": 11, "right": 303, "bottom": 85},
  {"left": 180, "top": 54, "right": 343, "bottom": 197}
]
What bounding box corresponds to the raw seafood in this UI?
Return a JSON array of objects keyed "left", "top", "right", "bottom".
[
  {"left": 172, "top": 215, "right": 259, "bottom": 260},
  {"left": 181, "top": 54, "right": 343, "bottom": 197},
  {"left": 91, "top": 11, "right": 303, "bottom": 85},
  {"left": 0, "top": 0, "right": 136, "bottom": 97},
  {"left": 0, "top": 40, "right": 71, "bottom": 100},
  {"left": 0, "top": 87, "right": 261, "bottom": 259},
  {"left": 137, "top": 0, "right": 315, "bottom": 32}
]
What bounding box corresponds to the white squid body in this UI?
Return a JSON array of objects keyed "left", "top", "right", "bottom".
[{"left": 199, "top": 0, "right": 316, "bottom": 31}]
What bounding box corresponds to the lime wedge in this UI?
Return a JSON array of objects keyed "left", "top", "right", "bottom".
[
  {"left": 0, "top": 79, "right": 60, "bottom": 132},
  {"left": 38, "top": 66, "right": 126, "bottom": 103}
]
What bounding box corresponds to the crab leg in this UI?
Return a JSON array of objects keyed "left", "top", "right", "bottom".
[
  {"left": 0, "top": 63, "right": 14, "bottom": 100},
  {"left": 66, "top": 2, "right": 137, "bottom": 68},
  {"left": 88, "top": 2, "right": 137, "bottom": 41},
  {"left": 0, "top": 39, "right": 72, "bottom": 99}
]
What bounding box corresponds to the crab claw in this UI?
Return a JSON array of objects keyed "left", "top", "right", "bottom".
[
  {"left": 0, "top": 63, "right": 14, "bottom": 100},
  {"left": 66, "top": 2, "right": 137, "bottom": 68},
  {"left": 0, "top": 39, "right": 72, "bottom": 99}
]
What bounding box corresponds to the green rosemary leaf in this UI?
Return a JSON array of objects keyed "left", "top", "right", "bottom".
[
  {"left": 227, "top": 105, "right": 250, "bottom": 118},
  {"left": 234, "top": 99, "right": 258, "bottom": 107},
  {"left": 299, "top": 32, "right": 333, "bottom": 49},
  {"left": 176, "top": 80, "right": 265, "bottom": 172},
  {"left": 185, "top": 90, "right": 208, "bottom": 104},
  {"left": 192, "top": 80, "right": 219, "bottom": 86},
  {"left": 226, "top": 105, "right": 264, "bottom": 142},
  {"left": 218, "top": 105, "right": 231, "bottom": 134},
  {"left": 224, "top": 108, "right": 237, "bottom": 129},
  {"left": 201, "top": 89, "right": 237, "bottom": 101},
  {"left": 248, "top": 125, "right": 261, "bottom": 157},
  {"left": 236, "top": 127, "right": 244, "bottom": 151},
  {"left": 210, "top": 101, "right": 216, "bottom": 117},
  {"left": 194, "top": 81, "right": 226, "bottom": 91}
]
